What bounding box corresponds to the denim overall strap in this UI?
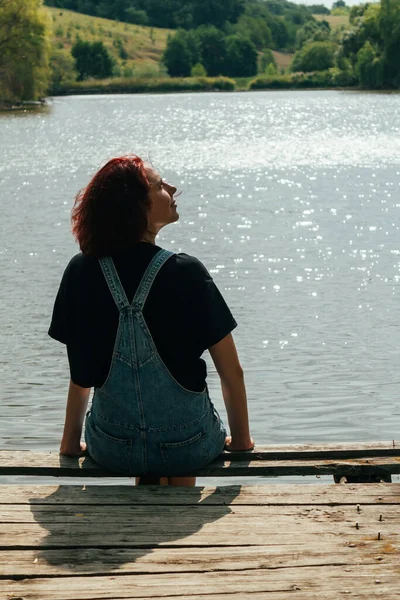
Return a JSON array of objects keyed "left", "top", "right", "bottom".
[
  {"left": 98, "top": 257, "right": 130, "bottom": 312},
  {"left": 132, "top": 249, "right": 174, "bottom": 312}
]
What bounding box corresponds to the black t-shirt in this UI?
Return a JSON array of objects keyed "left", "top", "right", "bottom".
[{"left": 48, "top": 242, "right": 237, "bottom": 391}]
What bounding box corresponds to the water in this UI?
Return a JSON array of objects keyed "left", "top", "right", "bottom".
[{"left": 1, "top": 90, "right": 400, "bottom": 484}]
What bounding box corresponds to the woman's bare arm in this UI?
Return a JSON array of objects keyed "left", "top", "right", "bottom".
[
  {"left": 60, "top": 379, "right": 91, "bottom": 456},
  {"left": 209, "top": 334, "right": 253, "bottom": 451}
]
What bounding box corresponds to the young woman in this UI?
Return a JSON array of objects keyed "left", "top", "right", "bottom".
[{"left": 49, "top": 155, "right": 253, "bottom": 486}]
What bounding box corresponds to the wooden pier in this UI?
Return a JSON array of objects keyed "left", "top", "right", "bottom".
[{"left": 1, "top": 442, "right": 400, "bottom": 599}]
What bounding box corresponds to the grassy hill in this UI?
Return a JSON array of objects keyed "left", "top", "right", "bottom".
[{"left": 47, "top": 7, "right": 173, "bottom": 77}]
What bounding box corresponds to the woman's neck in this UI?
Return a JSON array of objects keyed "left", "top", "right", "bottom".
[{"left": 140, "top": 230, "right": 157, "bottom": 245}]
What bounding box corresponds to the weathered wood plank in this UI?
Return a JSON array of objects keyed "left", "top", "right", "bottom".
[
  {"left": 1, "top": 509, "right": 399, "bottom": 547},
  {"left": 1, "top": 540, "right": 399, "bottom": 577},
  {"left": 1, "top": 450, "right": 400, "bottom": 477},
  {"left": 11, "top": 594, "right": 391, "bottom": 600},
  {"left": 1, "top": 565, "right": 400, "bottom": 599},
  {"left": 1, "top": 484, "right": 399, "bottom": 506},
  {"left": 1, "top": 503, "right": 399, "bottom": 524}
]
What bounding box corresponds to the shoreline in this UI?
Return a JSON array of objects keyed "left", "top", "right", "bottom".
[{"left": 3, "top": 86, "right": 400, "bottom": 110}]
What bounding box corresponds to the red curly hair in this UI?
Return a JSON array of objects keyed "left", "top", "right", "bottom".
[{"left": 72, "top": 155, "right": 150, "bottom": 256}]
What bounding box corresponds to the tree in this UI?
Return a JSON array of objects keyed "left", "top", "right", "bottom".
[
  {"left": 191, "top": 0, "right": 245, "bottom": 29},
  {"left": 259, "top": 48, "right": 277, "bottom": 72},
  {"left": 195, "top": 26, "right": 227, "bottom": 76},
  {"left": 124, "top": 7, "right": 148, "bottom": 25},
  {"left": 291, "top": 41, "right": 336, "bottom": 72},
  {"left": 356, "top": 40, "right": 384, "bottom": 88},
  {"left": 162, "top": 33, "right": 192, "bottom": 77},
  {"left": 0, "top": 0, "right": 51, "bottom": 102},
  {"left": 296, "top": 20, "right": 330, "bottom": 50},
  {"left": 232, "top": 14, "right": 273, "bottom": 50},
  {"left": 191, "top": 62, "right": 207, "bottom": 77},
  {"left": 379, "top": 0, "right": 400, "bottom": 87},
  {"left": 224, "top": 35, "right": 258, "bottom": 77},
  {"left": 71, "top": 40, "right": 114, "bottom": 79},
  {"left": 49, "top": 48, "right": 77, "bottom": 92},
  {"left": 309, "top": 5, "right": 330, "bottom": 15},
  {"left": 269, "top": 17, "right": 290, "bottom": 49}
]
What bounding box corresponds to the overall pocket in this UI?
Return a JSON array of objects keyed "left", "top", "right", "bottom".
[
  {"left": 160, "top": 430, "right": 210, "bottom": 475},
  {"left": 85, "top": 420, "right": 132, "bottom": 474}
]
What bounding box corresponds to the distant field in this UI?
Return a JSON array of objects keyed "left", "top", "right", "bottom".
[
  {"left": 47, "top": 7, "right": 173, "bottom": 74},
  {"left": 313, "top": 14, "right": 350, "bottom": 30}
]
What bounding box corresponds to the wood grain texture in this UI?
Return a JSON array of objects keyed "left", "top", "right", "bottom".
[
  {"left": 1, "top": 481, "right": 399, "bottom": 599},
  {"left": 1, "top": 444, "right": 400, "bottom": 477},
  {"left": 2, "top": 565, "right": 400, "bottom": 599},
  {"left": 1, "top": 483, "right": 399, "bottom": 505},
  {"left": 1, "top": 540, "right": 399, "bottom": 577}
]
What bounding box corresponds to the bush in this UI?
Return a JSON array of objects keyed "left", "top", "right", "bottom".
[
  {"left": 291, "top": 41, "right": 336, "bottom": 73},
  {"left": 249, "top": 69, "right": 357, "bottom": 90},
  {"left": 265, "top": 63, "right": 278, "bottom": 76},
  {"left": 133, "top": 61, "right": 164, "bottom": 79},
  {"left": 191, "top": 63, "right": 207, "bottom": 77},
  {"left": 54, "top": 76, "right": 236, "bottom": 95},
  {"left": 259, "top": 49, "right": 277, "bottom": 73},
  {"left": 124, "top": 8, "right": 148, "bottom": 26},
  {"left": 71, "top": 40, "right": 114, "bottom": 80}
]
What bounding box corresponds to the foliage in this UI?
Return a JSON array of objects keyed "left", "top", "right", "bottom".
[
  {"left": 224, "top": 35, "right": 258, "bottom": 77},
  {"left": 49, "top": 47, "right": 77, "bottom": 91},
  {"left": 163, "top": 24, "right": 259, "bottom": 78},
  {"left": 124, "top": 8, "right": 148, "bottom": 26},
  {"left": 229, "top": 14, "right": 273, "bottom": 49},
  {"left": 162, "top": 31, "right": 192, "bottom": 77},
  {"left": 191, "top": 63, "right": 207, "bottom": 77},
  {"left": 0, "top": 0, "right": 51, "bottom": 102},
  {"left": 195, "top": 26, "right": 228, "bottom": 76},
  {"left": 265, "top": 62, "right": 278, "bottom": 76},
  {"left": 338, "top": 0, "right": 400, "bottom": 89},
  {"left": 44, "top": 0, "right": 245, "bottom": 29},
  {"left": 379, "top": 0, "right": 400, "bottom": 86},
  {"left": 291, "top": 41, "right": 336, "bottom": 72},
  {"left": 356, "top": 40, "right": 384, "bottom": 87},
  {"left": 295, "top": 19, "right": 331, "bottom": 49},
  {"left": 54, "top": 75, "right": 236, "bottom": 94},
  {"left": 71, "top": 39, "right": 114, "bottom": 79},
  {"left": 249, "top": 67, "right": 357, "bottom": 89},
  {"left": 133, "top": 61, "right": 167, "bottom": 78},
  {"left": 259, "top": 48, "right": 277, "bottom": 72},
  {"left": 309, "top": 5, "right": 330, "bottom": 15}
]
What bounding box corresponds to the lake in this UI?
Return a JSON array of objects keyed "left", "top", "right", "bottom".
[{"left": 1, "top": 90, "right": 400, "bottom": 484}]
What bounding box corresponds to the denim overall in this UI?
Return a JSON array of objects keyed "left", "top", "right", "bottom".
[{"left": 85, "top": 249, "right": 226, "bottom": 476}]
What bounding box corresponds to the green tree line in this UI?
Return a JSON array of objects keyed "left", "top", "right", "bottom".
[
  {"left": 2, "top": 0, "right": 400, "bottom": 103},
  {"left": 43, "top": 0, "right": 317, "bottom": 32},
  {"left": 284, "top": 0, "right": 400, "bottom": 89}
]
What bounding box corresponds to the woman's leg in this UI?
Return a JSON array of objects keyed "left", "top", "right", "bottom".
[
  {"left": 166, "top": 477, "right": 196, "bottom": 486},
  {"left": 135, "top": 476, "right": 196, "bottom": 486}
]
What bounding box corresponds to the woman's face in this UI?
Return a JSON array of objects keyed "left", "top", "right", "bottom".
[{"left": 146, "top": 167, "right": 179, "bottom": 231}]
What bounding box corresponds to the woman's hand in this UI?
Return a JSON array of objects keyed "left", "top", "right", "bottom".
[
  {"left": 224, "top": 435, "right": 254, "bottom": 452},
  {"left": 60, "top": 441, "right": 87, "bottom": 457}
]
